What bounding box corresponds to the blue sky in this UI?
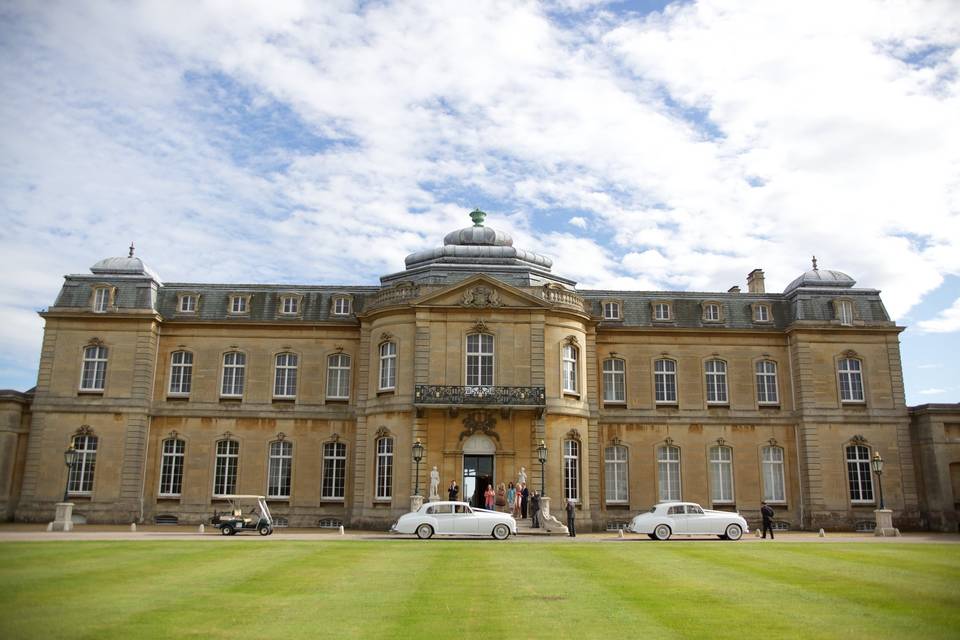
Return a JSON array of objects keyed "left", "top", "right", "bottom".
[{"left": 1, "top": 0, "right": 958, "bottom": 405}]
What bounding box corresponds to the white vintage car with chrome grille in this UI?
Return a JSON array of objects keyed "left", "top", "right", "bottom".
[
  {"left": 390, "top": 501, "right": 517, "bottom": 540},
  {"left": 628, "top": 501, "right": 749, "bottom": 541}
]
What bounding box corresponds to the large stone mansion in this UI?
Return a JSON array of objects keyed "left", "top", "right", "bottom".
[{"left": 0, "top": 210, "right": 957, "bottom": 532}]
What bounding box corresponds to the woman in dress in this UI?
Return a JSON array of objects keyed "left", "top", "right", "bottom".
[
  {"left": 484, "top": 484, "right": 495, "bottom": 511},
  {"left": 496, "top": 482, "right": 507, "bottom": 511},
  {"left": 513, "top": 483, "right": 523, "bottom": 518},
  {"left": 506, "top": 482, "right": 516, "bottom": 515}
]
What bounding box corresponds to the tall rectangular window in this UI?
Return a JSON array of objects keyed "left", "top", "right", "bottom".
[
  {"left": 267, "top": 440, "right": 292, "bottom": 499},
  {"left": 654, "top": 359, "right": 677, "bottom": 403},
  {"left": 93, "top": 287, "right": 109, "bottom": 312},
  {"left": 221, "top": 352, "right": 245, "bottom": 397},
  {"left": 169, "top": 351, "right": 193, "bottom": 395},
  {"left": 705, "top": 359, "right": 728, "bottom": 404},
  {"left": 322, "top": 441, "right": 347, "bottom": 500},
  {"left": 563, "top": 440, "right": 580, "bottom": 502},
  {"left": 326, "top": 354, "right": 351, "bottom": 399},
  {"left": 379, "top": 342, "right": 397, "bottom": 390},
  {"left": 709, "top": 446, "right": 734, "bottom": 503},
  {"left": 465, "top": 333, "right": 494, "bottom": 387},
  {"left": 274, "top": 353, "right": 298, "bottom": 398},
  {"left": 80, "top": 345, "right": 108, "bottom": 391},
  {"left": 375, "top": 437, "right": 394, "bottom": 500},
  {"left": 603, "top": 358, "right": 626, "bottom": 403},
  {"left": 604, "top": 445, "right": 628, "bottom": 504},
  {"left": 753, "top": 304, "right": 770, "bottom": 322},
  {"left": 838, "top": 358, "right": 864, "bottom": 402},
  {"left": 562, "top": 345, "right": 578, "bottom": 394},
  {"left": 846, "top": 445, "right": 874, "bottom": 502},
  {"left": 213, "top": 440, "right": 239, "bottom": 496},
  {"left": 756, "top": 360, "right": 779, "bottom": 404},
  {"left": 68, "top": 434, "right": 98, "bottom": 494},
  {"left": 837, "top": 300, "right": 853, "bottom": 325},
  {"left": 761, "top": 446, "right": 786, "bottom": 502},
  {"left": 158, "top": 438, "right": 185, "bottom": 496},
  {"left": 657, "top": 445, "right": 681, "bottom": 501}
]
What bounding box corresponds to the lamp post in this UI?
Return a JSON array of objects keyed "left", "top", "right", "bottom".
[
  {"left": 412, "top": 439, "right": 424, "bottom": 496},
  {"left": 537, "top": 439, "right": 547, "bottom": 496},
  {"left": 63, "top": 445, "right": 77, "bottom": 502},
  {"left": 871, "top": 451, "right": 885, "bottom": 510}
]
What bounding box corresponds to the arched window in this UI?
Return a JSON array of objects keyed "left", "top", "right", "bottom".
[
  {"left": 80, "top": 345, "right": 108, "bottom": 391},
  {"left": 709, "top": 445, "right": 734, "bottom": 504},
  {"left": 657, "top": 445, "right": 681, "bottom": 501},
  {"left": 168, "top": 351, "right": 193, "bottom": 395},
  {"left": 322, "top": 440, "right": 347, "bottom": 500},
  {"left": 326, "top": 354, "right": 351, "bottom": 400},
  {"left": 221, "top": 352, "right": 245, "bottom": 397},
  {"left": 213, "top": 440, "right": 239, "bottom": 496},
  {"left": 562, "top": 344, "right": 578, "bottom": 394},
  {"left": 563, "top": 440, "right": 580, "bottom": 502},
  {"left": 761, "top": 446, "right": 785, "bottom": 502},
  {"left": 846, "top": 444, "right": 874, "bottom": 503},
  {"left": 379, "top": 342, "right": 397, "bottom": 391},
  {"left": 705, "top": 359, "right": 728, "bottom": 404},
  {"left": 68, "top": 434, "right": 98, "bottom": 495},
  {"left": 654, "top": 359, "right": 677, "bottom": 404},
  {"left": 375, "top": 436, "right": 394, "bottom": 500},
  {"left": 755, "top": 360, "right": 778, "bottom": 404},
  {"left": 159, "top": 438, "right": 185, "bottom": 496},
  {"left": 274, "top": 353, "right": 298, "bottom": 398},
  {"left": 838, "top": 358, "right": 864, "bottom": 403},
  {"left": 466, "top": 333, "right": 494, "bottom": 387},
  {"left": 603, "top": 358, "right": 626, "bottom": 404},
  {"left": 604, "top": 445, "right": 628, "bottom": 504},
  {"left": 267, "top": 440, "right": 293, "bottom": 498}
]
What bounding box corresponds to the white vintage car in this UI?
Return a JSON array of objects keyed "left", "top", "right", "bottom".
[
  {"left": 390, "top": 501, "right": 517, "bottom": 540},
  {"left": 628, "top": 501, "right": 749, "bottom": 541}
]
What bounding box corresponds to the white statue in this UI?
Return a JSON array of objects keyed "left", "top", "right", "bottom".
[
  {"left": 429, "top": 466, "right": 440, "bottom": 499},
  {"left": 518, "top": 466, "right": 527, "bottom": 485}
]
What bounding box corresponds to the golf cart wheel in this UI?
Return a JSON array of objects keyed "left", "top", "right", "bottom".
[
  {"left": 220, "top": 524, "right": 234, "bottom": 536},
  {"left": 492, "top": 524, "right": 510, "bottom": 540},
  {"left": 258, "top": 525, "right": 271, "bottom": 536},
  {"left": 416, "top": 524, "right": 434, "bottom": 540},
  {"left": 653, "top": 524, "right": 672, "bottom": 541},
  {"left": 725, "top": 524, "right": 743, "bottom": 541}
]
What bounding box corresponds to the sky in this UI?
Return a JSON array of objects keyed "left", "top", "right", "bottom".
[{"left": 0, "top": 0, "right": 958, "bottom": 405}]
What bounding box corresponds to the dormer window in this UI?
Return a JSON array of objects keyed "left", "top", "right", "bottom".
[
  {"left": 702, "top": 302, "right": 722, "bottom": 323},
  {"left": 332, "top": 295, "right": 352, "bottom": 316},
  {"left": 653, "top": 302, "right": 672, "bottom": 322},
  {"left": 603, "top": 301, "right": 622, "bottom": 320},
  {"left": 229, "top": 295, "right": 250, "bottom": 315},
  {"left": 753, "top": 303, "right": 771, "bottom": 323},
  {"left": 279, "top": 294, "right": 302, "bottom": 316},
  {"left": 836, "top": 300, "right": 854, "bottom": 326},
  {"left": 179, "top": 294, "right": 197, "bottom": 313},
  {"left": 93, "top": 287, "right": 110, "bottom": 313}
]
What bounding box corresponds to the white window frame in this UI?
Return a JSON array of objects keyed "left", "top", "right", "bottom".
[
  {"left": 280, "top": 296, "right": 299, "bottom": 315},
  {"left": 158, "top": 438, "right": 185, "bottom": 497},
  {"left": 703, "top": 303, "right": 721, "bottom": 322},
  {"left": 653, "top": 302, "right": 672, "bottom": 321},
  {"left": 68, "top": 434, "right": 98, "bottom": 495},
  {"left": 220, "top": 352, "right": 246, "bottom": 397},
  {"left": 93, "top": 287, "right": 110, "bottom": 313},
  {"left": 267, "top": 440, "right": 293, "bottom": 499},
  {"left": 755, "top": 360, "right": 779, "bottom": 405},
  {"left": 603, "top": 301, "right": 621, "bottom": 320},
  {"left": 604, "top": 444, "right": 628, "bottom": 504},
  {"left": 709, "top": 445, "right": 734, "bottom": 504},
  {"left": 761, "top": 446, "right": 786, "bottom": 503},
  {"left": 705, "top": 359, "right": 729, "bottom": 405},
  {"left": 753, "top": 303, "right": 770, "bottom": 323},
  {"left": 322, "top": 441, "right": 347, "bottom": 500},
  {"left": 465, "top": 333, "right": 495, "bottom": 387},
  {"left": 326, "top": 353, "right": 351, "bottom": 400},
  {"left": 837, "top": 300, "right": 854, "bottom": 326},
  {"left": 602, "top": 358, "right": 626, "bottom": 404},
  {"left": 379, "top": 342, "right": 397, "bottom": 391},
  {"left": 80, "top": 345, "right": 108, "bottom": 391},
  {"left": 657, "top": 445, "right": 682, "bottom": 501},
  {"left": 213, "top": 440, "right": 239, "bottom": 497},
  {"left": 168, "top": 351, "right": 193, "bottom": 396},
  {"left": 838, "top": 358, "right": 865, "bottom": 403},
  {"left": 563, "top": 439, "right": 580, "bottom": 503},
  {"left": 332, "top": 296, "right": 352, "bottom": 316},
  {"left": 654, "top": 359, "right": 677, "bottom": 404},
  {"left": 178, "top": 294, "right": 197, "bottom": 313},
  {"left": 229, "top": 295, "right": 249, "bottom": 314},
  {"left": 375, "top": 437, "right": 394, "bottom": 500},
  {"left": 846, "top": 444, "right": 874, "bottom": 503},
  {"left": 562, "top": 344, "right": 579, "bottom": 394},
  {"left": 273, "top": 352, "right": 298, "bottom": 399}
]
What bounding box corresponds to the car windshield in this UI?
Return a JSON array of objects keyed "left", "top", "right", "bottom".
[{"left": 649, "top": 506, "right": 657, "bottom": 513}]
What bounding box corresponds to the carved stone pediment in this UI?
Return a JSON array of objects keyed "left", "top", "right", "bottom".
[
  {"left": 460, "top": 286, "right": 502, "bottom": 308},
  {"left": 459, "top": 411, "right": 500, "bottom": 442},
  {"left": 566, "top": 428, "right": 581, "bottom": 442}
]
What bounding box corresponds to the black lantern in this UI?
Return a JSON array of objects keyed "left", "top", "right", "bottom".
[
  {"left": 412, "top": 439, "right": 424, "bottom": 496},
  {"left": 63, "top": 445, "right": 77, "bottom": 502},
  {"left": 872, "top": 451, "right": 885, "bottom": 510},
  {"left": 537, "top": 439, "right": 547, "bottom": 496}
]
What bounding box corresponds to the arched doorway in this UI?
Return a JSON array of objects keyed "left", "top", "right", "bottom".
[{"left": 462, "top": 434, "right": 496, "bottom": 509}]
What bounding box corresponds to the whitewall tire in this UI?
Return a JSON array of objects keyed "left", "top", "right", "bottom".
[
  {"left": 653, "top": 524, "right": 672, "bottom": 541},
  {"left": 725, "top": 524, "right": 743, "bottom": 541},
  {"left": 416, "top": 524, "right": 434, "bottom": 540},
  {"left": 492, "top": 524, "right": 510, "bottom": 540}
]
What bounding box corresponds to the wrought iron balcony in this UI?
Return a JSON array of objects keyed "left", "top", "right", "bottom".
[{"left": 415, "top": 385, "right": 546, "bottom": 407}]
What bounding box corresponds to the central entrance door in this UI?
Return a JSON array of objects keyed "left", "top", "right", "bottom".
[{"left": 463, "top": 455, "right": 494, "bottom": 509}]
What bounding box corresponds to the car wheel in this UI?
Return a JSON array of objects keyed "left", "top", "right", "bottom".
[
  {"left": 492, "top": 524, "right": 510, "bottom": 540},
  {"left": 220, "top": 525, "right": 234, "bottom": 536},
  {"left": 416, "top": 524, "right": 434, "bottom": 540},
  {"left": 725, "top": 524, "right": 743, "bottom": 541},
  {"left": 653, "top": 524, "right": 672, "bottom": 541},
  {"left": 258, "top": 525, "right": 271, "bottom": 536}
]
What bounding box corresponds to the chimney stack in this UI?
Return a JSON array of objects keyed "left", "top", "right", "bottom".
[
  {"left": 727, "top": 286, "right": 741, "bottom": 294},
  {"left": 747, "top": 269, "right": 765, "bottom": 293}
]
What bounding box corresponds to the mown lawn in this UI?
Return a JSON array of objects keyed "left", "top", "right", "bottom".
[{"left": 1, "top": 540, "right": 958, "bottom": 639}]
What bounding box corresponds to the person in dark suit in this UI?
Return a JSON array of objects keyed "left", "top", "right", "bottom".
[
  {"left": 530, "top": 491, "right": 541, "bottom": 528},
  {"left": 447, "top": 481, "right": 459, "bottom": 502},
  {"left": 566, "top": 499, "right": 576, "bottom": 537},
  {"left": 520, "top": 485, "right": 529, "bottom": 518},
  {"left": 760, "top": 500, "right": 775, "bottom": 539}
]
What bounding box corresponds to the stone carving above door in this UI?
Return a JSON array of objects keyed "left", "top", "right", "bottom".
[{"left": 459, "top": 411, "right": 500, "bottom": 442}]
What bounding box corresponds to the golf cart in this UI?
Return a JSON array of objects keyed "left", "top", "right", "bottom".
[{"left": 211, "top": 495, "right": 274, "bottom": 536}]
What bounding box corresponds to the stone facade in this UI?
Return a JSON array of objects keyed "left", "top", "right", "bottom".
[{"left": 0, "top": 212, "right": 956, "bottom": 532}]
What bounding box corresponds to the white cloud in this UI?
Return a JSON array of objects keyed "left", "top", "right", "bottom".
[
  {"left": 917, "top": 297, "right": 960, "bottom": 333},
  {"left": 569, "top": 216, "right": 588, "bottom": 229}
]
